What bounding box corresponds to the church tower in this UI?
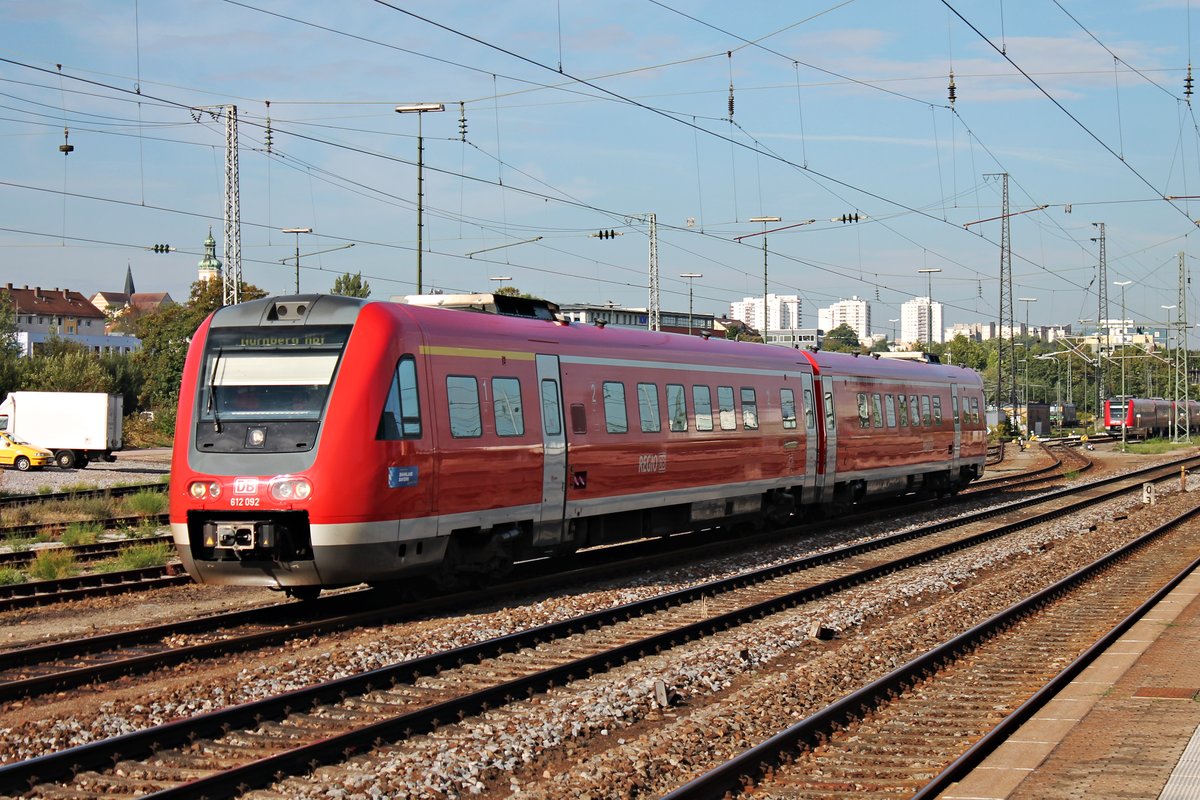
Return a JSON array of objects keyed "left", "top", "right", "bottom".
[{"left": 197, "top": 228, "right": 222, "bottom": 283}]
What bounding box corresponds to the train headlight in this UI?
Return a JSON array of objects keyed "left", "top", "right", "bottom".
[
  {"left": 246, "top": 427, "right": 266, "bottom": 448},
  {"left": 188, "top": 480, "right": 222, "bottom": 499},
  {"left": 269, "top": 476, "right": 312, "bottom": 501}
]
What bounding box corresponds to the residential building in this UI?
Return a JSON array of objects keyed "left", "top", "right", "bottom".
[
  {"left": 729, "top": 294, "right": 802, "bottom": 337},
  {"left": 3, "top": 283, "right": 140, "bottom": 356},
  {"left": 817, "top": 296, "right": 871, "bottom": 344},
  {"left": 900, "top": 296, "right": 943, "bottom": 345},
  {"left": 559, "top": 303, "right": 716, "bottom": 336}
]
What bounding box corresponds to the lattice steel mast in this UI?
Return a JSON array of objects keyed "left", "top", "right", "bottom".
[
  {"left": 1175, "top": 251, "right": 1189, "bottom": 441},
  {"left": 647, "top": 212, "right": 659, "bottom": 331},
  {"left": 1093, "top": 222, "right": 1107, "bottom": 421},
  {"left": 222, "top": 105, "right": 242, "bottom": 306}
]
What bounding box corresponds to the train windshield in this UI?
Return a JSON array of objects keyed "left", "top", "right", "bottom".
[{"left": 199, "top": 326, "right": 351, "bottom": 422}]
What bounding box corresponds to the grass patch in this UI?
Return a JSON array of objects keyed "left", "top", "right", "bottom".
[
  {"left": 2, "top": 536, "right": 37, "bottom": 553},
  {"left": 1125, "top": 438, "right": 1191, "bottom": 455},
  {"left": 62, "top": 522, "right": 102, "bottom": 546},
  {"left": 123, "top": 491, "right": 167, "bottom": 517},
  {"left": 28, "top": 549, "right": 79, "bottom": 581},
  {"left": 97, "top": 542, "right": 172, "bottom": 572},
  {"left": 0, "top": 567, "right": 25, "bottom": 585},
  {"left": 1063, "top": 469, "right": 1080, "bottom": 481}
]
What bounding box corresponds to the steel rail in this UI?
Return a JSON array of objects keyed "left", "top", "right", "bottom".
[
  {"left": 662, "top": 501, "right": 1200, "bottom": 799},
  {"left": 2, "top": 454, "right": 1194, "bottom": 795}
]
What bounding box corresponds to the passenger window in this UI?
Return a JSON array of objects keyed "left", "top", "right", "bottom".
[
  {"left": 666, "top": 383, "right": 688, "bottom": 432},
  {"left": 741, "top": 388, "right": 758, "bottom": 430},
  {"left": 446, "top": 376, "right": 482, "bottom": 438},
  {"left": 492, "top": 377, "right": 524, "bottom": 437},
  {"left": 824, "top": 391, "right": 835, "bottom": 432},
  {"left": 921, "top": 395, "right": 932, "bottom": 426},
  {"left": 952, "top": 394, "right": 960, "bottom": 424},
  {"left": 638, "top": 382, "right": 661, "bottom": 433},
  {"left": 781, "top": 388, "right": 798, "bottom": 430},
  {"left": 802, "top": 388, "right": 815, "bottom": 431},
  {"left": 603, "top": 381, "right": 628, "bottom": 433},
  {"left": 971, "top": 396, "right": 981, "bottom": 424},
  {"left": 885, "top": 394, "right": 897, "bottom": 428},
  {"left": 897, "top": 394, "right": 909, "bottom": 427},
  {"left": 857, "top": 393, "right": 870, "bottom": 428},
  {"left": 693, "top": 386, "right": 714, "bottom": 431},
  {"left": 932, "top": 396, "right": 943, "bottom": 425},
  {"left": 872, "top": 393, "right": 883, "bottom": 428},
  {"left": 377, "top": 355, "right": 422, "bottom": 440},
  {"left": 718, "top": 386, "right": 736, "bottom": 430},
  {"left": 540, "top": 379, "right": 562, "bottom": 436},
  {"left": 909, "top": 395, "right": 920, "bottom": 426}
]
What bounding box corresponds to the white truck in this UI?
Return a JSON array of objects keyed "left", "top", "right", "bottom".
[{"left": 0, "top": 392, "right": 123, "bottom": 469}]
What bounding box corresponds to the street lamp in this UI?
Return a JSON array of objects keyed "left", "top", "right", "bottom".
[
  {"left": 679, "top": 273, "right": 703, "bottom": 335},
  {"left": 889, "top": 318, "right": 899, "bottom": 347},
  {"left": 1114, "top": 280, "right": 1132, "bottom": 450},
  {"left": 489, "top": 276, "right": 512, "bottom": 292},
  {"left": 917, "top": 268, "right": 942, "bottom": 345},
  {"left": 1019, "top": 297, "right": 1037, "bottom": 433},
  {"left": 395, "top": 102, "right": 446, "bottom": 294},
  {"left": 281, "top": 227, "right": 313, "bottom": 293}
]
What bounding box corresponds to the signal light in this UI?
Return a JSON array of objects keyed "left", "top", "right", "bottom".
[{"left": 151, "top": 244, "right": 172, "bottom": 253}]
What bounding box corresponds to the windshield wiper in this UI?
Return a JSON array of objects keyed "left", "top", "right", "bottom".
[{"left": 208, "top": 348, "right": 223, "bottom": 433}]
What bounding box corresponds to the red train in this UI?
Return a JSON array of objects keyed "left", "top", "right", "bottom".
[
  {"left": 1104, "top": 396, "right": 1200, "bottom": 438},
  {"left": 170, "top": 294, "right": 988, "bottom": 599}
]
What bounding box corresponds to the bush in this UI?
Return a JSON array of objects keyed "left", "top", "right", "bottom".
[
  {"left": 124, "top": 491, "right": 167, "bottom": 517},
  {"left": 28, "top": 549, "right": 79, "bottom": 581},
  {"left": 0, "top": 567, "right": 25, "bottom": 585},
  {"left": 62, "top": 523, "right": 101, "bottom": 546},
  {"left": 103, "top": 542, "right": 171, "bottom": 571}
]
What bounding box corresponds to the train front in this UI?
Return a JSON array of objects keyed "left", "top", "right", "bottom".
[{"left": 169, "top": 294, "right": 371, "bottom": 597}]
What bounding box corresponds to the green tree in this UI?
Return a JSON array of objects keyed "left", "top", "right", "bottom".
[
  {"left": 822, "top": 323, "right": 862, "bottom": 353},
  {"left": 22, "top": 337, "right": 114, "bottom": 392},
  {"left": 331, "top": 272, "right": 371, "bottom": 298},
  {"left": 0, "top": 292, "right": 21, "bottom": 399}
]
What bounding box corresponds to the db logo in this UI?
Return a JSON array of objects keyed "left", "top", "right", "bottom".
[{"left": 233, "top": 478, "right": 259, "bottom": 495}]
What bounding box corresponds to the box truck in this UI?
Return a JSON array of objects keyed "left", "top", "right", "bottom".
[{"left": 0, "top": 392, "right": 123, "bottom": 469}]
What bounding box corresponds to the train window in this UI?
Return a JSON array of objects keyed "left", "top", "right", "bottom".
[
  {"left": 446, "top": 376, "right": 482, "bottom": 438},
  {"left": 971, "top": 396, "right": 981, "bottom": 423},
  {"left": 638, "top": 383, "right": 661, "bottom": 433},
  {"left": 667, "top": 384, "right": 688, "bottom": 432},
  {"left": 857, "top": 393, "right": 870, "bottom": 428},
  {"left": 781, "top": 388, "right": 798, "bottom": 430},
  {"left": 824, "top": 391, "right": 835, "bottom": 433},
  {"left": 885, "top": 394, "right": 897, "bottom": 427},
  {"left": 603, "top": 382, "right": 628, "bottom": 434},
  {"left": 871, "top": 394, "right": 883, "bottom": 428},
  {"left": 541, "top": 380, "right": 562, "bottom": 436},
  {"left": 718, "top": 386, "right": 736, "bottom": 431},
  {"left": 909, "top": 395, "right": 920, "bottom": 426},
  {"left": 693, "top": 386, "right": 714, "bottom": 432},
  {"left": 492, "top": 377, "right": 524, "bottom": 437},
  {"left": 897, "top": 394, "right": 909, "bottom": 427},
  {"left": 741, "top": 388, "right": 759, "bottom": 430},
  {"left": 920, "top": 395, "right": 932, "bottom": 426},
  {"left": 803, "top": 389, "right": 815, "bottom": 430},
  {"left": 376, "top": 356, "right": 422, "bottom": 440},
  {"left": 932, "top": 396, "right": 943, "bottom": 425},
  {"left": 952, "top": 394, "right": 960, "bottom": 424}
]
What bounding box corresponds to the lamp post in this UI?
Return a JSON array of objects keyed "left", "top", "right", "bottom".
[
  {"left": 889, "top": 318, "right": 899, "bottom": 348},
  {"left": 281, "top": 227, "right": 313, "bottom": 293},
  {"left": 748, "top": 216, "right": 780, "bottom": 335},
  {"left": 1114, "top": 280, "right": 1132, "bottom": 450},
  {"left": 395, "top": 103, "right": 445, "bottom": 294},
  {"left": 917, "top": 268, "right": 942, "bottom": 345},
  {"left": 680, "top": 272, "right": 703, "bottom": 335},
  {"left": 489, "top": 275, "right": 512, "bottom": 292},
  {"left": 1018, "top": 297, "right": 1037, "bottom": 431}
]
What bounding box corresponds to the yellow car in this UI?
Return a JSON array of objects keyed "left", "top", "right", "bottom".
[{"left": 0, "top": 432, "right": 53, "bottom": 471}]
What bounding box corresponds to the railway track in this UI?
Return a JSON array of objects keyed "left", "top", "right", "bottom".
[
  {"left": 665, "top": 490, "right": 1200, "bottom": 799},
  {"left": 0, "top": 534, "right": 172, "bottom": 568},
  {"left": 0, "top": 564, "right": 189, "bottom": 613},
  {"left": 0, "top": 481, "right": 167, "bottom": 509},
  {"left": 0, "top": 513, "right": 168, "bottom": 543},
  {"left": 0, "top": 454, "right": 1194, "bottom": 797}
]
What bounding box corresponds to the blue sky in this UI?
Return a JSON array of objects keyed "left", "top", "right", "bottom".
[{"left": 3, "top": 1, "right": 1200, "bottom": 340}]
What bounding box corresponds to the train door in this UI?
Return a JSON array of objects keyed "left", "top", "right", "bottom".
[
  {"left": 800, "top": 373, "right": 819, "bottom": 502},
  {"left": 819, "top": 375, "right": 838, "bottom": 498},
  {"left": 534, "top": 354, "right": 568, "bottom": 546},
  {"left": 950, "top": 383, "right": 962, "bottom": 472}
]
